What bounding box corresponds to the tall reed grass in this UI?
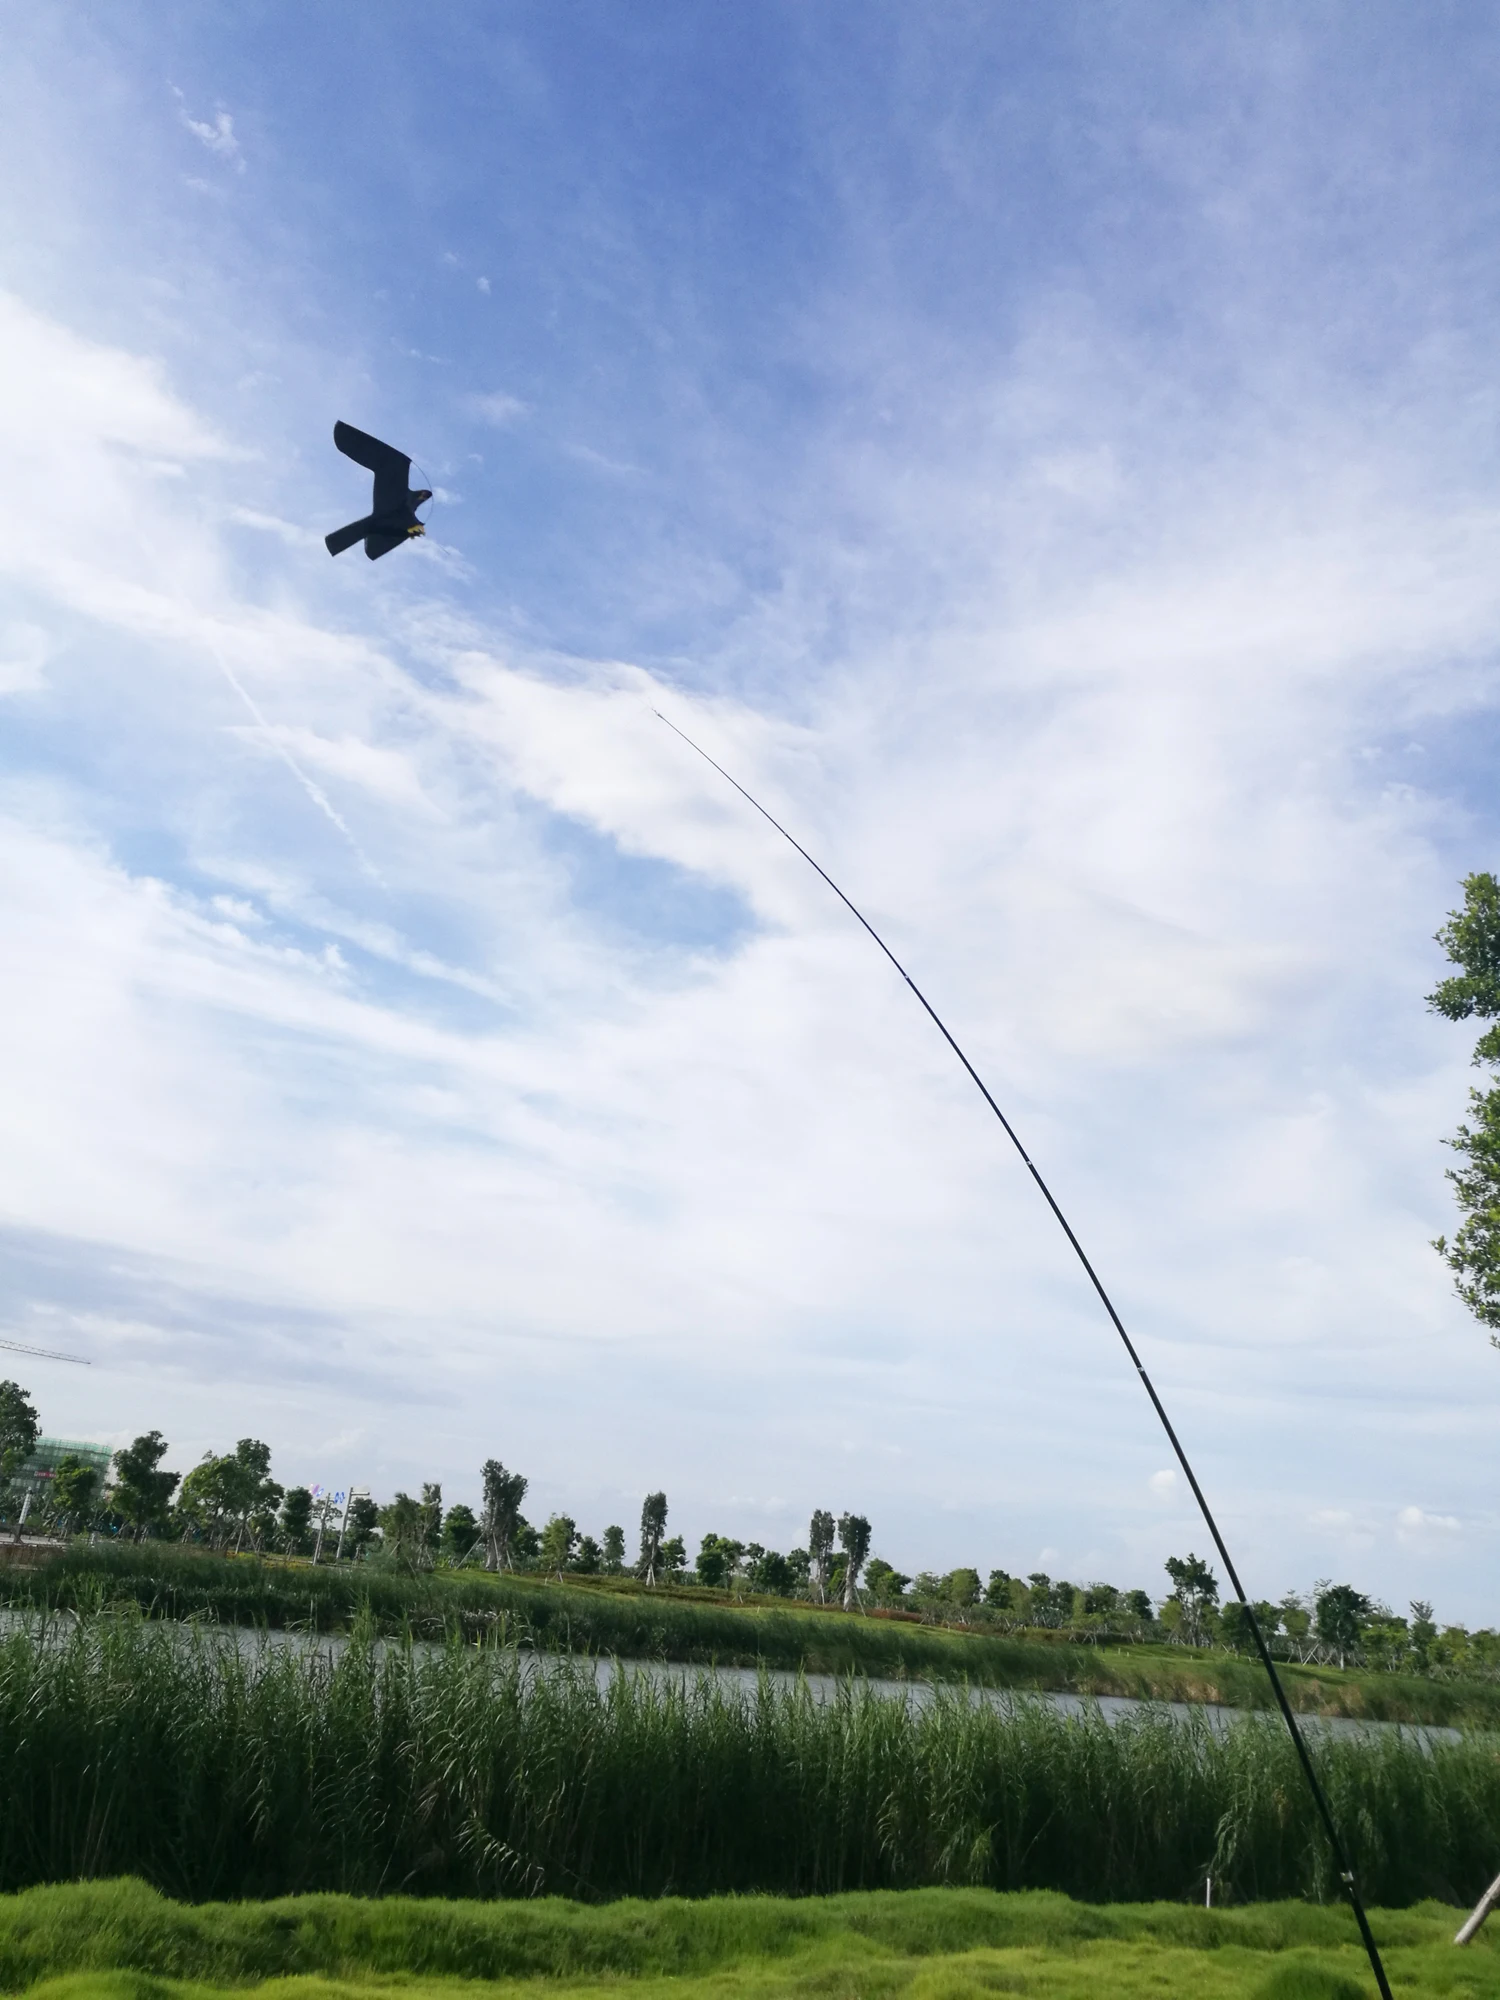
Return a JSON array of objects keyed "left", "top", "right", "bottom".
[
  {"left": 8, "top": 1543, "right": 1497, "bottom": 1727},
  {"left": 0, "top": 1609, "right": 1496, "bottom": 1907}
]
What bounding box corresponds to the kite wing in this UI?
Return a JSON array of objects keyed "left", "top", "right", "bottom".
[
  {"left": 364, "top": 530, "right": 408, "bottom": 561},
  {"left": 333, "top": 421, "right": 413, "bottom": 515}
]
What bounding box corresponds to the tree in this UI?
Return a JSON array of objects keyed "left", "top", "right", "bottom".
[
  {"left": 50, "top": 1454, "right": 99, "bottom": 1534},
  {"left": 602, "top": 1525, "right": 626, "bottom": 1573},
  {"left": 178, "top": 1439, "right": 275, "bottom": 1552},
  {"left": 1124, "top": 1589, "right": 1155, "bottom": 1625},
  {"left": 175, "top": 1453, "right": 230, "bottom": 1543},
  {"left": 248, "top": 1482, "right": 285, "bottom": 1553},
  {"left": 784, "top": 1547, "right": 811, "bottom": 1595},
  {"left": 1315, "top": 1582, "right": 1372, "bottom": 1668},
  {"left": 111, "top": 1432, "right": 179, "bottom": 1540},
  {"left": 1410, "top": 1598, "right": 1438, "bottom": 1670},
  {"left": 479, "top": 1460, "right": 528, "bottom": 1572},
  {"left": 540, "top": 1512, "right": 578, "bottom": 1576},
  {"left": 1430, "top": 874, "right": 1500, "bottom": 1333},
  {"left": 985, "top": 1569, "right": 1018, "bottom": 1609},
  {"left": 1164, "top": 1553, "right": 1219, "bottom": 1646},
  {"left": 279, "top": 1486, "right": 314, "bottom": 1555},
  {"left": 749, "top": 1548, "right": 790, "bottom": 1595},
  {"left": 0, "top": 1381, "right": 40, "bottom": 1498},
  {"left": 636, "top": 1491, "right": 668, "bottom": 1585},
  {"left": 865, "top": 1557, "right": 910, "bottom": 1604},
  {"left": 696, "top": 1532, "right": 736, "bottom": 1589},
  {"left": 419, "top": 1483, "right": 443, "bottom": 1560},
  {"left": 574, "top": 1534, "right": 602, "bottom": 1573},
  {"left": 376, "top": 1491, "right": 422, "bottom": 1568},
  {"left": 808, "top": 1509, "right": 835, "bottom": 1603},
  {"left": 943, "top": 1566, "right": 981, "bottom": 1608},
  {"left": 442, "top": 1503, "right": 480, "bottom": 1562},
  {"left": 658, "top": 1533, "right": 687, "bottom": 1582},
  {"left": 342, "top": 1493, "right": 378, "bottom": 1559},
  {"left": 838, "top": 1512, "right": 871, "bottom": 1610}
]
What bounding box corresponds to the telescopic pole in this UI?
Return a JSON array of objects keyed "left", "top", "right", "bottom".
[{"left": 655, "top": 708, "right": 1393, "bottom": 2000}]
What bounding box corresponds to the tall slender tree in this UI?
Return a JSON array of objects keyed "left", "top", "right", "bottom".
[
  {"left": 636, "top": 1491, "right": 668, "bottom": 1585},
  {"left": 479, "top": 1459, "right": 528, "bottom": 1571},
  {"left": 808, "top": 1509, "right": 835, "bottom": 1604},
  {"left": 838, "top": 1512, "right": 871, "bottom": 1610}
]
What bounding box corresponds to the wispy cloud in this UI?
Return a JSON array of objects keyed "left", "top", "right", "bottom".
[
  {"left": 174, "top": 94, "right": 245, "bottom": 173},
  {"left": 467, "top": 390, "right": 527, "bottom": 427}
]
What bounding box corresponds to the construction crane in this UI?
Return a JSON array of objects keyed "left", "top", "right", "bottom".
[{"left": 0, "top": 1337, "right": 89, "bottom": 1366}]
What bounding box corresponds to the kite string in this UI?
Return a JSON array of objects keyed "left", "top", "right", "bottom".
[
  {"left": 213, "top": 648, "right": 384, "bottom": 883},
  {"left": 652, "top": 704, "right": 1394, "bottom": 2000}
]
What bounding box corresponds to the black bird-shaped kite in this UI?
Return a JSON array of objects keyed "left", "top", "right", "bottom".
[{"left": 325, "top": 421, "right": 433, "bottom": 560}]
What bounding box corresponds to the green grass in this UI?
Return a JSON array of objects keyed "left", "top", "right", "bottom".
[
  {"left": 1, "top": 1881, "right": 1497, "bottom": 1999},
  {"left": 3, "top": 1610, "right": 1500, "bottom": 1908},
  {"left": 6, "top": 1543, "right": 1498, "bottom": 1728}
]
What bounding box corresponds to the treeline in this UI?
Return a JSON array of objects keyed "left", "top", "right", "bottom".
[{"left": 2, "top": 1384, "right": 1492, "bottom": 1679}]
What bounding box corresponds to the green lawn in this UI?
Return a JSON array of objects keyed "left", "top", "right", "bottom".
[{"left": 1, "top": 1881, "right": 1494, "bottom": 2000}]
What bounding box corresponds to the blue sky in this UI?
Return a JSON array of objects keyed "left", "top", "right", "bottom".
[{"left": 4, "top": 5, "right": 1500, "bottom": 1618}]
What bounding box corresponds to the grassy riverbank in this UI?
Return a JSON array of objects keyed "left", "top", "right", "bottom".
[
  {"left": 3, "top": 1542, "right": 1498, "bottom": 1728},
  {"left": 1, "top": 1879, "right": 1495, "bottom": 1999},
  {"left": 2, "top": 1612, "right": 1499, "bottom": 1907}
]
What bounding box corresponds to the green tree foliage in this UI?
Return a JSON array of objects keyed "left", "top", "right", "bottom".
[
  {"left": 748, "top": 1548, "right": 790, "bottom": 1595},
  {"left": 1429, "top": 873, "right": 1500, "bottom": 1332},
  {"left": 573, "top": 1534, "right": 601, "bottom": 1574},
  {"left": 49, "top": 1455, "right": 100, "bottom": 1533},
  {"left": 865, "top": 1558, "right": 910, "bottom": 1604},
  {"left": 943, "top": 1567, "right": 981, "bottom": 1608},
  {"left": 441, "top": 1503, "right": 479, "bottom": 1563},
  {"left": 1410, "top": 1598, "right": 1438, "bottom": 1669},
  {"left": 279, "top": 1487, "right": 313, "bottom": 1555},
  {"left": 808, "top": 1510, "right": 835, "bottom": 1603},
  {"left": 601, "top": 1525, "right": 625, "bottom": 1573},
  {"left": 418, "top": 1484, "right": 443, "bottom": 1560},
  {"left": 479, "top": 1461, "right": 527, "bottom": 1572},
  {"left": 1315, "top": 1582, "right": 1373, "bottom": 1667},
  {"left": 695, "top": 1533, "right": 736, "bottom": 1589},
  {"left": 175, "top": 1440, "right": 275, "bottom": 1552},
  {"left": 985, "top": 1569, "right": 1018, "bottom": 1608},
  {"left": 1164, "top": 1554, "right": 1219, "bottom": 1646},
  {"left": 837, "top": 1513, "right": 871, "bottom": 1610},
  {"left": 539, "top": 1513, "right": 578, "bottom": 1576},
  {"left": 110, "top": 1432, "right": 179, "bottom": 1540},
  {"left": 658, "top": 1533, "right": 687, "bottom": 1582},
  {"left": 342, "top": 1494, "right": 378, "bottom": 1559},
  {"left": 0, "top": 1382, "right": 40, "bottom": 1498},
  {"left": 636, "top": 1492, "right": 667, "bottom": 1585}
]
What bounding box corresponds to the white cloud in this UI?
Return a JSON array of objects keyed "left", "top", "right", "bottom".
[
  {"left": 1397, "top": 1506, "right": 1462, "bottom": 1540},
  {"left": 1, "top": 271, "right": 1499, "bottom": 1610},
  {"left": 179, "top": 104, "right": 245, "bottom": 173},
  {"left": 0, "top": 623, "right": 50, "bottom": 695},
  {"left": 467, "top": 390, "right": 527, "bottom": 427}
]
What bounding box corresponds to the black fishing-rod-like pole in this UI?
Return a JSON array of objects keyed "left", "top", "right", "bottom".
[{"left": 655, "top": 707, "right": 1393, "bottom": 2000}]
